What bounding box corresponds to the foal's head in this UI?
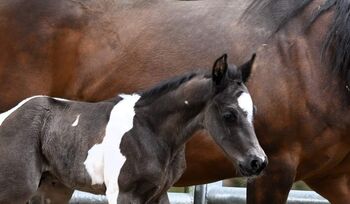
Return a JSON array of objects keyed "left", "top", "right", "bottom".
[
  {"left": 135, "top": 54, "right": 267, "bottom": 176},
  {"left": 204, "top": 54, "right": 267, "bottom": 176}
]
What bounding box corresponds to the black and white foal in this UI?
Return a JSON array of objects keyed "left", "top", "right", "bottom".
[{"left": 0, "top": 54, "right": 267, "bottom": 204}]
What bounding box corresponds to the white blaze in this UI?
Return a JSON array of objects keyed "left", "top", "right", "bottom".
[
  {"left": 83, "top": 94, "right": 140, "bottom": 204},
  {"left": 237, "top": 92, "right": 254, "bottom": 124}
]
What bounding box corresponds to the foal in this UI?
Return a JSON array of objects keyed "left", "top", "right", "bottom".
[{"left": 0, "top": 54, "right": 266, "bottom": 204}]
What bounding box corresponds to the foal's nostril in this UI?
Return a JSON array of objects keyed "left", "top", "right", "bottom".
[
  {"left": 239, "top": 156, "right": 267, "bottom": 176},
  {"left": 248, "top": 156, "right": 267, "bottom": 174},
  {"left": 250, "top": 159, "right": 261, "bottom": 171},
  {"left": 261, "top": 158, "right": 268, "bottom": 169}
]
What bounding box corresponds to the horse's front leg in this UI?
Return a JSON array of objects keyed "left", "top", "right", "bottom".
[{"left": 247, "top": 153, "right": 297, "bottom": 204}]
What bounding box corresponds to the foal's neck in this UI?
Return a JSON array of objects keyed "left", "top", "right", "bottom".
[{"left": 135, "top": 77, "right": 213, "bottom": 149}]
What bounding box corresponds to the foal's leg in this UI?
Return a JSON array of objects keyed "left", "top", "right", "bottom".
[
  {"left": 33, "top": 177, "right": 74, "bottom": 204},
  {"left": 247, "top": 154, "right": 297, "bottom": 204},
  {"left": 0, "top": 149, "right": 42, "bottom": 203},
  {"left": 0, "top": 109, "right": 45, "bottom": 203},
  {"left": 305, "top": 173, "right": 350, "bottom": 204},
  {"left": 118, "top": 189, "right": 170, "bottom": 204},
  {"left": 155, "top": 193, "right": 170, "bottom": 204}
]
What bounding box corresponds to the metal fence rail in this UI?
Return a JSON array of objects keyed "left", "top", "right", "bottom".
[
  {"left": 69, "top": 191, "right": 193, "bottom": 204},
  {"left": 194, "top": 181, "right": 330, "bottom": 204},
  {"left": 69, "top": 182, "right": 330, "bottom": 204}
]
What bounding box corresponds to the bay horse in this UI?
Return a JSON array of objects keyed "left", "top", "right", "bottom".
[
  {"left": 0, "top": 55, "right": 266, "bottom": 204},
  {"left": 0, "top": 0, "right": 350, "bottom": 203}
]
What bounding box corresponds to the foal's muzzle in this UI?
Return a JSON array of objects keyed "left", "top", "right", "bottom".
[{"left": 239, "top": 155, "right": 268, "bottom": 176}]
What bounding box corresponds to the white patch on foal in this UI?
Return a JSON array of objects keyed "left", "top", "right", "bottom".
[
  {"left": 237, "top": 92, "right": 254, "bottom": 124},
  {"left": 0, "top": 95, "right": 45, "bottom": 126},
  {"left": 72, "top": 114, "right": 80, "bottom": 127},
  {"left": 84, "top": 94, "right": 140, "bottom": 204},
  {"left": 53, "top": 97, "right": 70, "bottom": 102}
]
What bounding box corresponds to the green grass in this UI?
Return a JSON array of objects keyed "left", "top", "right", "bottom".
[
  {"left": 169, "top": 187, "right": 192, "bottom": 193},
  {"left": 223, "top": 178, "right": 311, "bottom": 190}
]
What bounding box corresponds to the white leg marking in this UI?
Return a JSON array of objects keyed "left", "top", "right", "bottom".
[
  {"left": 237, "top": 92, "right": 254, "bottom": 124},
  {"left": 0, "top": 95, "right": 46, "bottom": 126},
  {"left": 72, "top": 114, "right": 80, "bottom": 127},
  {"left": 84, "top": 94, "right": 141, "bottom": 203}
]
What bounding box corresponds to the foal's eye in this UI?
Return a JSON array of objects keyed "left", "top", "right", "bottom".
[
  {"left": 235, "top": 91, "right": 244, "bottom": 98},
  {"left": 222, "top": 111, "right": 237, "bottom": 122}
]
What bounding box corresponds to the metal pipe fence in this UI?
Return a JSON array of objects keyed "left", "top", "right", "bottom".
[
  {"left": 69, "top": 191, "right": 194, "bottom": 204},
  {"left": 194, "top": 181, "right": 330, "bottom": 204},
  {"left": 68, "top": 181, "right": 330, "bottom": 204}
]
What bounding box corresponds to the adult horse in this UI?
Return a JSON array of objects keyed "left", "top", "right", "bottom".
[{"left": 0, "top": 0, "right": 349, "bottom": 203}]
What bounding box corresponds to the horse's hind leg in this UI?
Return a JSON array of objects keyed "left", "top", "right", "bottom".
[
  {"left": 0, "top": 135, "right": 43, "bottom": 203},
  {"left": 0, "top": 157, "right": 42, "bottom": 203},
  {"left": 0, "top": 102, "right": 49, "bottom": 203},
  {"left": 305, "top": 173, "right": 350, "bottom": 204}
]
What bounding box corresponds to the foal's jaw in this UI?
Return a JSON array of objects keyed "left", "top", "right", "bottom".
[{"left": 232, "top": 133, "right": 267, "bottom": 177}]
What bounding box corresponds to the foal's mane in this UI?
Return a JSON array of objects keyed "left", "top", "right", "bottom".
[
  {"left": 244, "top": 0, "right": 350, "bottom": 86},
  {"left": 137, "top": 71, "right": 208, "bottom": 105}
]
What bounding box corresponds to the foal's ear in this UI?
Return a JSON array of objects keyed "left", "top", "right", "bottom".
[
  {"left": 238, "top": 53, "right": 256, "bottom": 83},
  {"left": 212, "top": 54, "right": 228, "bottom": 85}
]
